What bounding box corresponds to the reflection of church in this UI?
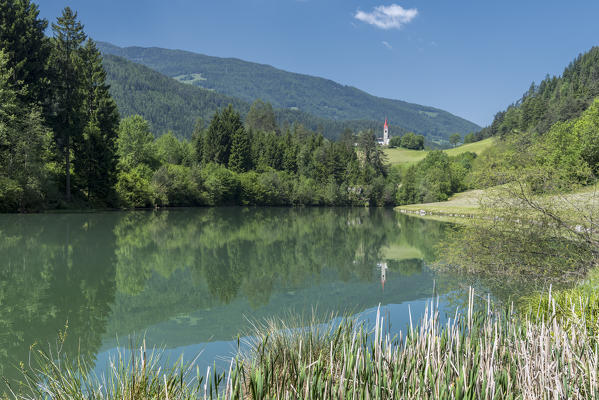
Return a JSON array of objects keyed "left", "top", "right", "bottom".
[
  {"left": 377, "top": 262, "right": 388, "bottom": 291},
  {"left": 377, "top": 119, "right": 390, "bottom": 146}
]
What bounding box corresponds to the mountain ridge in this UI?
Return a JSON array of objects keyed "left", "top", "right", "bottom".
[
  {"left": 102, "top": 54, "right": 412, "bottom": 140},
  {"left": 98, "top": 42, "right": 480, "bottom": 138}
]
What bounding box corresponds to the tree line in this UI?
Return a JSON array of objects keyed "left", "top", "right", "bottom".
[
  {"left": 0, "top": 1, "right": 405, "bottom": 211},
  {"left": 0, "top": 2, "right": 118, "bottom": 211},
  {"left": 113, "top": 102, "right": 399, "bottom": 208},
  {"left": 0, "top": 0, "right": 482, "bottom": 212}
]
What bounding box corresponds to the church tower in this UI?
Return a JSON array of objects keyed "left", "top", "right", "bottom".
[{"left": 383, "top": 118, "right": 389, "bottom": 146}]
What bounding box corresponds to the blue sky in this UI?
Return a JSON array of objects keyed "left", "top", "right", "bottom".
[{"left": 37, "top": 0, "right": 599, "bottom": 126}]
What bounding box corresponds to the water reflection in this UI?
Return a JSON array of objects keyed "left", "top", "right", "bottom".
[{"left": 0, "top": 208, "right": 454, "bottom": 386}]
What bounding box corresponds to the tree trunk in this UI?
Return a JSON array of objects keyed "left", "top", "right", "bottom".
[{"left": 66, "top": 135, "right": 71, "bottom": 202}]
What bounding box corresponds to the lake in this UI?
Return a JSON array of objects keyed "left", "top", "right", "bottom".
[{"left": 0, "top": 207, "right": 501, "bottom": 385}]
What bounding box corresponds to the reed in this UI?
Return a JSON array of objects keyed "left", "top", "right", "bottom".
[{"left": 7, "top": 288, "right": 599, "bottom": 399}]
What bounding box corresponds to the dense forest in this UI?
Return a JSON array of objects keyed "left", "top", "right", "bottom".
[
  {"left": 98, "top": 42, "right": 480, "bottom": 139},
  {"left": 468, "top": 47, "right": 599, "bottom": 143},
  {"left": 466, "top": 46, "right": 599, "bottom": 189},
  {"left": 103, "top": 53, "right": 410, "bottom": 141},
  {"left": 393, "top": 46, "right": 599, "bottom": 207},
  {"left": 0, "top": 0, "right": 414, "bottom": 212},
  {"left": 8, "top": 1, "right": 598, "bottom": 214}
]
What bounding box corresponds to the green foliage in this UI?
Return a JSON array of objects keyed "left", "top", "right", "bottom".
[
  {"left": 480, "top": 46, "right": 599, "bottom": 139},
  {"left": 98, "top": 42, "right": 481, "bottom": 139},
  {"left": 472, "top": 97, "right": 599, "bottom": 193},
  {"left": 388, "top": 135, "right": 402, "bottom": 148},
  {"left": 397, "top": 151, "right": 476, "bottom": 205},
  {"left": 463, "top": 132, "right": 476, "bottom": 143},
  {"left": 116, "top": 115, "right": 158, "bottom": 171},
  {"left": 115, "top": 165, "right": 153, "bottom": 208},
  {"left": 0, "top": 51, "right": 52, "bottom": 211},
  {"left": 449, "top": 133, "right": 461, "bottom": 147},
  {"left": 536, "top": 98, "right": 599, "bottom": 183},
  {"left": 155, "top": 131, "right": 191, "bottom": 165},
  {"left": 199, "top": 163, "right": 240, "bottom": 205},
  {"left": 102, "top": 54, "right": 248, "bottom": 139},
  {"left": 245, "top": 99, "right": 277, "bottom": 133},
  {"left": 0, "top": 0, "right": 50, "bottom": 104},
  {"left": 203, "top": 104, "right": 242, "bottom": 166},
  {"left": 48, "top": 7, "right": 87, "bottom": 201},
  {"left": 73, "top": 39, "right": 120, "bottom": 206},
  {"left": 152, "top": 164, "right": 200, "bottom": 206},
  {"left": 228, "top": 122, "right": 252, "bottom": 173},
  {"left": 400, "top": 132, "right": 425, "bottom": 150},
  {"left": 358, "top": 130, "right": 388, "bottom": 177}
]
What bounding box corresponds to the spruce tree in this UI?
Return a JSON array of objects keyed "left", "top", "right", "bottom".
[
  {"left": 74, "top": 39, "right": 120, "bottom": 205},
  {"left": 0, "top": 0, "right": 50, "bottom": 104},
  {"left": 229, "top": 125, "right": 251, "bottom": 172},
  {"left": 245, "top": 99, "right": 277, "bottom": 133},
  {"left": 49, "top": 7, "right": 86, "bottom": 202},
  {"left": 203, "top": 105, "right": 242, "bottom": 166},
  {"left": 192, "top": 117, "right": 204, "bottom": 164}
]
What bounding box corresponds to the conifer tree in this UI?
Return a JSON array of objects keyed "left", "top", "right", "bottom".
[
  {"left": 229, "top": 125, "right": 251, "bottom": 172},
  {"left": 192, "top": 117, "right": 205, "bottom": 164},
  {"left": 49, "top": 7, "right": 86, "bottom": 202},
  {"left": 245, "top": 99, "right": 277, "bottom": 133},
  {"left": 74, "top": 39, "right": 120, "bottom": 205},
  {"left": 203, "top": 105, "right": 242, "bottom": 166},
  {"left": 0, "top": 0, "right": 50, "bottom": 104}
]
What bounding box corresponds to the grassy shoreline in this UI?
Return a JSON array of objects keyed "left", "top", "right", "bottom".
[
  {"left": 395, "top": 183, "right": 599, "bottom": 222},
  {"left": 7, "top": 289, "right": 599, "bottom": 399}
]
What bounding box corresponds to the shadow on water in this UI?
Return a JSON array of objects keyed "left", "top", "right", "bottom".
[{"left": 0, "top": 208, "right": 519, "bottom": 388}]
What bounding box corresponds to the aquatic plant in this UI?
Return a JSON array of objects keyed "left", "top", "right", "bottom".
[{"left": 6, "top": 289, "right": 599, "bottom": 399}]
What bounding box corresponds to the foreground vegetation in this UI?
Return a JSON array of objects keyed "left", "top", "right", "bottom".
[{"left": 8, "top": 289, "right": 599, "bottom": 399}]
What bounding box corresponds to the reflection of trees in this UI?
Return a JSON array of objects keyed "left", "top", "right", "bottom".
[
  {"left": 110, "top": 208, "right": 409, "bottom": 335},
  {"left": 0, "top": 208, "right": 459, "bottom": 384},
  {"left": 0, "top": 214, "right": 117, "bottom": 387},
  {"left": 394, "top": 214, "right": 450, "bottom": 262}
]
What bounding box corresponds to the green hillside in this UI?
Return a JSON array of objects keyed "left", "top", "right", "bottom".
[
  {"left": 103, "top": 54, "right": 409, "bottom": 139},
  {"left": 103, "top": 54, "right": 248, "bottom": 138},
  {"left": 384, "top": 137, "right": 495, "bottom": 167},
  {"left": 481, "top": 46, "right": 599, "bottom": 138},
  {"left": 98, "top": 42, "right": 480, "bottom": 138}
]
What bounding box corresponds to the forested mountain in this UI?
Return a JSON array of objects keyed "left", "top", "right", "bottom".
[
  {"left": 98, "top": 42, "right": 480, "bottom": 138},
  {"left": 103, "top": 54, "right": 409, "bottom": 139},
  {"left": 480, "top": 46, "right": 599, "bottom": 138},
  {"left": 103, "top": 54, "right": 247, "bottom": 138}
]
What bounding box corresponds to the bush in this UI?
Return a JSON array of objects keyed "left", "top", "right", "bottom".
[
  {"left": 116, "top": 165, "right": 154, "bottom": 208},
  {"left": 200, "top": 163, "right": 240, "bottom": 205},
  {"left": 152, "top": 164, "right": 201, "bottom": 206},
  {"left": 401, "top": 132, "right": 425, "bottom": 150},
  {"left": 291, "top": 177, "right": 321, "bottom": 205}
]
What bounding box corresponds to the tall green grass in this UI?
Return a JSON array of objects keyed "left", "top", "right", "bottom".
[{"left": 6, "top": 288, "right": 599, "bottom": 399}]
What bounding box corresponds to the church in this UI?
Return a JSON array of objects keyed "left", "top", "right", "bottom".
[{"left": 377, "top": 118, "right": 390, "bottom": 146}]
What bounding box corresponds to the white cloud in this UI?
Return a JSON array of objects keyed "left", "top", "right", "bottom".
[
  {"left": 382, "top": 41, "right": 392, "bottom": 49},
  {"left": 355, "top": 4, "right": 418, "bottom": 30}
]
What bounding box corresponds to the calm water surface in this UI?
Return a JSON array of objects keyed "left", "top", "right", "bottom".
[{"left": 0, "top": 208, "right": 508, "bottom": 383}]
